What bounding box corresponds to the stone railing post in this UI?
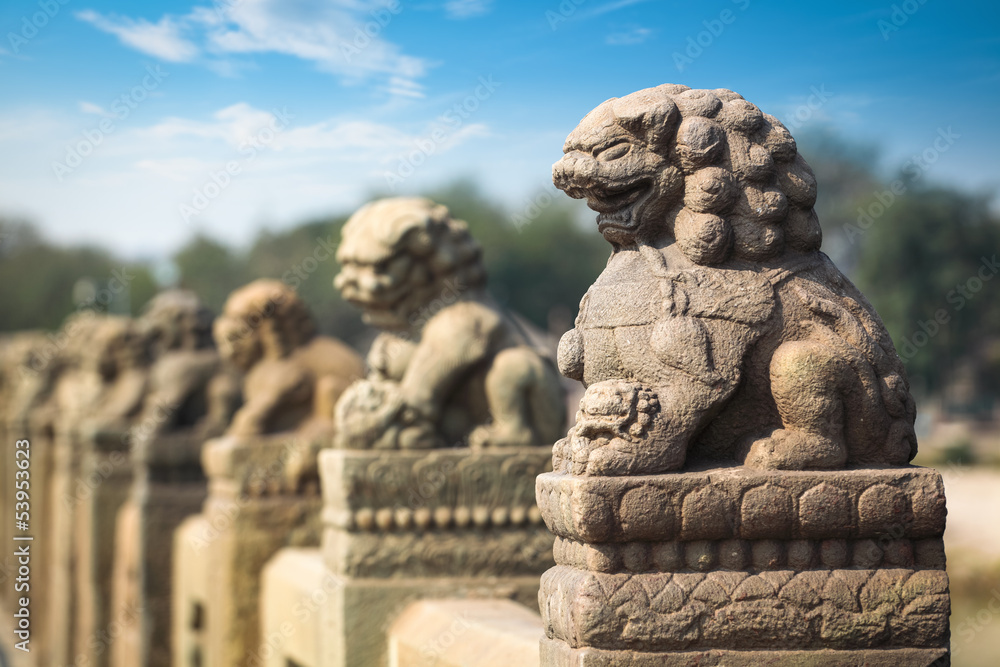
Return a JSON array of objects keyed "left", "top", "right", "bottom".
[
  {"left": 110, "top": 431, "right": 206, "bottom": 667},
  {"left": 538, "top": 83, "right": 951, "bottom": 666},
  {"left": 171, "top": 434, "right": 323, "bottom": 667},
  {"left": 314, "top": 445, "right": 553, "bottom": 667}
]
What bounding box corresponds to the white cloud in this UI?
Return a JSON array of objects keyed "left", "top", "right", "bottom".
[
  {"left": 580, "top": 0, "right": 653, "bottom": 19},
  {"left": 78, "top": 101, "right": 108, "bottom": 115},
  {"left": 0, "top": 103, "right": 495, "bottom": 256},
  {"left": 444, "top": 0, "right": 493, "bottom": 19},
  {"left": 605, "top": 27, "right": 652, "bottom": 46},
  {"left": 75, "top": 10, "right": 200, "bottom": 62},
  {"left": 76, "top": 0, "right": 429, "bottom": 97}
]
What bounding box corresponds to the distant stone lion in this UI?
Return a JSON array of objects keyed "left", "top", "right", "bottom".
[
  {"left": 552, "top": 84, "right": 916, "bottom": 474},
  {"left": 333, "top": 197, "right": 565, "bottom": 449}
]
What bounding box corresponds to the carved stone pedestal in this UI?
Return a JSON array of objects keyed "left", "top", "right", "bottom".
[
  {"left": 536, "top": 466, "right": 950, "bottom": 666},
  {"left": 72, "top": 429, "right": 133, "bottom": 667},
  {"left": 171, "top": 434, "right": 323, "bottom": 667},
  {"left": 312, "top": 447, "right": 554, "bottom": 667},
  {"left": 110, "top": 432, "right": 206, "bottom": 667}
]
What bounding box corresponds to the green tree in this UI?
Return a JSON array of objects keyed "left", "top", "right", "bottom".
[
  {"left": 851, "top": 187, "right": 1000, "bottom": 398},
  {"left": 0, "top": 219, "right": 156, "bottom": 332},
  {"left": 172, "top": 234, "right": 252, "bottom": 314}
]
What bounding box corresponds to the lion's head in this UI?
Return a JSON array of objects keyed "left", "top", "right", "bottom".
[
  {"left": 140, "top": 290, "right": 215, "bottom": 355},
  {"left": 213, "top": 279, "right": 316, "bottom": 371},
  {"left": 552, "top": 84, "right": 821, "bottom": 263},
  {"left": 334, "top": 197, "right": 486, "bottom": 331}
]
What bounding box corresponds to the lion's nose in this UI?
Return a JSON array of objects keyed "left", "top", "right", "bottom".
[
  {"left": 553, "top": 151, "right": 603, "bottom": 201},
  {"left": 552, "top": 151, "right": 591, "bottom": 199}
]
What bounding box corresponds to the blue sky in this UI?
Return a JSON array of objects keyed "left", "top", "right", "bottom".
[{"left": 1, "top": 0, "right": 998, "bottom": 257}]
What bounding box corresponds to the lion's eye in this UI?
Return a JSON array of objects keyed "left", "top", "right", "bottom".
[{"left": 594, "top": 141, "right": 631, "bottom": 161}]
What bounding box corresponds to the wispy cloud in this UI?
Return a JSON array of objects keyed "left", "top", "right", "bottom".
[
  {"left": 580, "top": 0, "right": 653, "bottom": 20},
  {"left": 76, "top": 0, "right": 429, "bottom": 97},
  {"left": 78, "top": 101, "right": 109, "bottom": 116},
  {"left": 605, "top": 27, "right": 652, "bottom": 45},
  {"left": 129, "top": 102, "right": 488, "bottom": 158},
  {"left": 445, "top": 0, "right": 493, "bottom": 19},
  {"left": 76, "top": 10, "right": 199, "bottom": 62}
]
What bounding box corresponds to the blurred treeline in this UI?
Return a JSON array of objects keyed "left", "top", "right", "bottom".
[{"left": 1, "top": 131, "right": 998, "bottom": 408}]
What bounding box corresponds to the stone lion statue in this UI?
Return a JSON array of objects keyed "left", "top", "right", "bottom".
[
  {"left": 333, "top": 197, "right": 565, "bottom": 449},
  {"left": 552, "top": 84, "right": 916, "bottom": 474},
  {"left": 75, "top": 315, "right": 151, "bottom": 440},
  {"left": 213, "top": 279, "right": 364, "bottom": 437},
  {"left": 134, "top": 290, "right": 240, "bottom": 442}
]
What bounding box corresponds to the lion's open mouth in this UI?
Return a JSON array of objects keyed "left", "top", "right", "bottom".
[{"left": 591, "top": 180, "right": 651, "bottom": 231}]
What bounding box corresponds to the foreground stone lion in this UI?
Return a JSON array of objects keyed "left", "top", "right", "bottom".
[
  {"left": 552, "top": 84, "right": 917, "bottom": 474},
  {"left": 333, "top": 197, "right": 565, "bottom": 449}
]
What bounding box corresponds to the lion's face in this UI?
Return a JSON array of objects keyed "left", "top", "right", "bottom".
[
  {"left": 553, "top": 103, "right": 683, "bottom": 246},
  {"left": 213, "top": 313, "right": 263, "bottom": 372},
  {"left": 335, "top": 246, "right": 426, "bottom": 331}
]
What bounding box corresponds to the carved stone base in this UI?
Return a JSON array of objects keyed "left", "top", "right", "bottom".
[
  {"left": 310, "top": 447, "right": 555, "bottom": 666},
  {"left": 171, "top": 435, "right": 322, "bottom": 667},
  {"left": 536, "top": 465, "right": 950, "bottom": 663},
  {"left": 541, "top": 637, "right": 949, "bottom": 666},
  {"left": 110, "top": 432, "right": 206, "bottom": 667}
]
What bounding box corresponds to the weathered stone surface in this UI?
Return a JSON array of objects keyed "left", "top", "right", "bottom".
[
  {"left": 333, "top": 197, "right": 565, "bottom": 450},
  {"left": 540, "top": 567, "right": 948, "bottom": 651},
  {"left": 214, "top": 278, "right": 364, "bottom": 441},
  {"left": 320, "top": 448, "right": 553, "bottom": 579},
  {"left": 275, "top": 446, "right": 556, "bottom": 667},
  {"left": 540, "top": 639, "right": 949, "bottom": 666},
  {"left": 537, "top": 466, "right": 945, "bottom": 544},
  {"left": 167, "top": 282, "right": 363, "bottom": 666},
  {"left": 551, "top": 84, "right": 916, "bottom": 475},
  {"left": 539, "top": 84, "right": 950, "bottom": 665},
  {"left": 174, "top": 434, "right": 323, "bottom": 667}
]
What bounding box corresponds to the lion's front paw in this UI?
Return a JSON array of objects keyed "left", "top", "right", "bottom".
[{"left": 334, "top": 378, "right": 438, "bottom": 449}]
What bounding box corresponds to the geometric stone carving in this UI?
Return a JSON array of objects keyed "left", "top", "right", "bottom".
[
  {"left": 314, "top": 446, "right": 554, "bottom": 667},
  {"left": 537, "top": 466, "right": 946, "bottom": 544},
  {"left": 799, "top": 482, "right": 854, "bottom": 538},
  {"left": 538, "top": 466, "right": 950, "bottom": 664}
]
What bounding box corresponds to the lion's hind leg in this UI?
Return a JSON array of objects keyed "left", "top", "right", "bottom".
[
  {"left": 469, "top": 346, "right": 564, "bottom": 448},
  {"left": 741, "top": 339, "right": 850, "bottom": 470}
]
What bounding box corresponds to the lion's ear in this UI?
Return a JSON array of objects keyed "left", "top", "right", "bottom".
[{"left": 611, "top": 93, "right": 679, "bottom": 147}]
